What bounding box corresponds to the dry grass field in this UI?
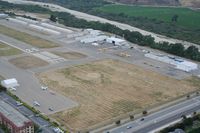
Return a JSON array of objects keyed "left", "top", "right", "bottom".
[
  {"left": 0, "top": 25, "right": 58, "bottom": 48},
  {"left": 39, "top": 59, "right": 199, "bottom": 131},
  {"left": 0, "top": 43, "right": 21, "bottom": 56},
  {"left": 9, "top": 56, "right": 48, "bottom": 69},
  {"left": 54, "top": 51, "right": 87, "bottom": 59}
]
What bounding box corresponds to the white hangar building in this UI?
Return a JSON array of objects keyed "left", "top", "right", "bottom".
[
  {"left": 145, "top": 53, "right": 198, "bottom": 72},
  {"left": 106, "top": 37, "right": 127, "bottom": 46},
  {"left": 1, "top": 78, "right": 19, "bottom": 89}
]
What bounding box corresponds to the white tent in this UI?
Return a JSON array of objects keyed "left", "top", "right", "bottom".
[{"left": 1, "top": 78, "right": 19, "bottom": 88}]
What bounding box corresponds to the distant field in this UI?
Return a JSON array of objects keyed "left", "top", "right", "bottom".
[
  {"left": 0, "top": 25, "right": 58, "bottom": 48},
  {"left": 39, "top": 59, "right": 199, "bottom": 131},
  {"left": 0, "top": 43, "right": 21, "bottom": 56},
  {"left": 97, "top": 5, "right": 200, "bottom": 29}
]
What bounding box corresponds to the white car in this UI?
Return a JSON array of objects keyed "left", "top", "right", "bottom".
[
  {"left": 53, "top": 127, "right": 64, "bottom": 133},
  {"left": 16, "top": 101, "right": 23, "bottom": 106},
  {"left": 126, "top": 126, "right": 132, "bottom": 129}
]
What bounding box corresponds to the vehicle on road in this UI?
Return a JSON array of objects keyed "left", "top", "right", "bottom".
[
  {"left": 140, "top": 118, "right": 145, "bottom": 121},
  {"left": 53, "top": 127, "right": 64, "bottom": 133},
  {"left": 16, "top": 101, "right": 23, "bottom": 106},
  {"left": 126, "top": 125, "right": 132, "bottom": 129}
]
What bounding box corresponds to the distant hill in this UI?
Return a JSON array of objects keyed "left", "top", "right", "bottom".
[{"left": 110, "top": 0, "right": 200, "bottom": 8}]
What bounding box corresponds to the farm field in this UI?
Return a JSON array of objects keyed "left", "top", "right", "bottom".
[
  {"left": 9, "top": 56, "right": 48, "bottom": 69},
  {"left": 0, "top": 25, "right": 58, "bottom": 48},
  {"left": 97, "top": 5, "right": 200, "bottom": 29},
  {"left": 0, "top": 43, "right": 21, "bottom": 56},
  {"left": 39, "top": 59, "right": 199, "bottom": 131}
]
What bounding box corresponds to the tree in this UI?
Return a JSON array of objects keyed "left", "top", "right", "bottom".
[
  {"left": 143, "top": 110, "right": 148, "bottom": 115},
  {"left": 181, "top": 115, "right": 187, "bottom": 120},
  {"left": 168, "top": 43, "right": 185, "bottom": 56},
  {"left": 193, "top": 111, "right": 197, "bottom": 116},
  {"left": 49, "top": 14, "right": 57, "bottom": 22},
  {"left": 115, "top": 120, "right": 121, "bottom": 125},
  {"left": 171, "top": 14, "right": 179, "bottom": 22},
  {"left": 183, "top": 118, "right": 193, "bottom": 127},
  {"left": 184, "top": 46, "right": 200, "bottom": 60},
  {"left": 129, "top": 115, "right": 134, "bottom": 120}
]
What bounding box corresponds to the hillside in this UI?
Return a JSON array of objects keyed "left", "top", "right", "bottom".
[{"left": 110, "top": 0, "right": 200, "bottom": 8}]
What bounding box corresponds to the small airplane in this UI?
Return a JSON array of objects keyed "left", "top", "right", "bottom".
[
  {"left": 33, "top": 101, "right": 40, "bottom": 106},
  {"left": 41, "top": 86, "right": 48, "bottom": 90},
  {"left": 10, "top": 87, "right": 16, "bottom": 91}
]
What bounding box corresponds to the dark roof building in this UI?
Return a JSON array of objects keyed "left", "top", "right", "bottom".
[{"left": 0, "top": 100, "right": 34, "bottom": 133}]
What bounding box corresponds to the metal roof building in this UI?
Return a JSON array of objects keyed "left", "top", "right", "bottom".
[
  {"left": 0, "top": 100, "right": 34, "bottom": 133},
  {"left": 1, "top": 78, "right": 19, "bottom": 89},
  {"left": 106, "top": 37, "right": 127, "bottom": 46},
  {"left": 0, "top": 13, "right": 8, "bottom": 19},
  {"left": 145, "top": 53, "right": 198, "bottom": 72}
]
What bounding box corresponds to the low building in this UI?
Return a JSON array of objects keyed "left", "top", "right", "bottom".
[
  {"left": 145, "top": 53, "right": 198, "bottom": 72},
  {"left": 0, "top": 13, "right": 8, "bottom": 19},
  {"left": 0, "top": 100, "right": 34, "bottom": 133},
  {"left": 1, "top": 78, "right": 19, "bottom": 89},
  {"left": 106, "top": 37, "right": 127, "bottom": 46},
  {"left": 80, "top": 35, "right": 107, "bottom": 44}
]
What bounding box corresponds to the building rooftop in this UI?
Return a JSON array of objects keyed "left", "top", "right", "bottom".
[
  {"left": 1, "top": 78, "right": 18, "bottom": 85},
  {"left": 0, "top": 100, "right": 31, "bottom": 127}
]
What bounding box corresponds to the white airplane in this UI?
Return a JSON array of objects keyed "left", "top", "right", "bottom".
[
  {"left": 41, "top": 86, "right": 48, "bottom": 90},
  {"left": 10, "top": 87, "right": 16, "bottom": 91},
  {"left": 33, "top": 101, "right": 40, "bottom": 106}
]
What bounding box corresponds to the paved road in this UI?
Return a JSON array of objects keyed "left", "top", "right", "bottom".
[
  {"left": 103, "top": 96, "right": 200, "bottom": 133},
  {"left": 2, "top": 0, "right": 200, "bottom": 50},
  {"left": 0, "top": 92, "right": 55, "bottom": 133}
]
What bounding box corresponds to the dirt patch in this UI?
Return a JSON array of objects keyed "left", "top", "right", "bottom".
[
  {"left": 9, "top": 56, "right": 48, "bottom": 69},
  {"left": 39, "top": 59, "right": 199, "bottom": 131},
  {"left": 53, "top": 51, "right": 87, "bottom": 59}
]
